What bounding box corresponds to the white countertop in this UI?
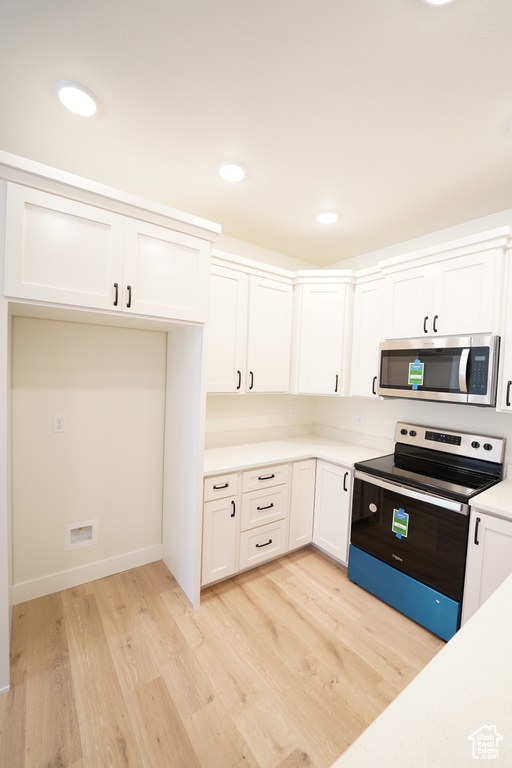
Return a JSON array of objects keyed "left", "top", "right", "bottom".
[
  {"left": 203, "top": 435, "right": 387, "bottom": 476},
  {"left": 331, "top": 570, "right": 512, "bottom": 767},
  {"left": 470, "top": 479, "right": 512, "bottom": 522}
]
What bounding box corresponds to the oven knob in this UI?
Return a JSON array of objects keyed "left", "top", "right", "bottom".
[
  {"left": 483, "top": 443, "right": 493, "bottom": 451},
  {"left": 471, "top": 441, "right": 480, "bottom": 449},
  {"left": 400, "top": 429, "right": 408, "bottom": 435},
  {"left": 409, "top": 430, "right": 417, "bottom": 437}
]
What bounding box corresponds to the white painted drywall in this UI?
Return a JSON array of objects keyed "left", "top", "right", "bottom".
[{"left": 11, "top": 317, "right": 166, "bottom": 588}]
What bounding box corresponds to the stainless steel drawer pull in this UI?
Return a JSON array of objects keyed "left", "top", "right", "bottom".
[
  {"left": 258, "top": 474, "right": 275, "bottom": 481},
  {"left": 213, "top": 483, "right": 229, "bottom": 490},
  {"left": 256, "top": 503, "right": 274, "bottom": 511},
  {"left": 255, "top": 539, "right": 272, "bottom": 548}
]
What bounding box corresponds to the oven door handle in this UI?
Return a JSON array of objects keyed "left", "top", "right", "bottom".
[
  {"left": 458, "top": 348, "right": 470, "bottom": 394},
  {"left": 354, "top": 471, "right": 468, "bottom": 515}
]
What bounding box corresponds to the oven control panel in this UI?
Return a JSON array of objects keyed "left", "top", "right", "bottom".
[{"left": 395, "top": 422, "right": 505, "bottom": 462}]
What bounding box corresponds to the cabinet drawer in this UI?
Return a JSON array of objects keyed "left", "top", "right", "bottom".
[
  {"left": 204, "top": 473, "right": 238, "bottom": 502},
  {"left": 239, "top": 519, "right": 288, "bottom": 570},
  {"left": 241, "top": 463, "right": 290, "bottom": 492},
  {"left": 240, "top": 485, "right": 289, "bottom": 532}
]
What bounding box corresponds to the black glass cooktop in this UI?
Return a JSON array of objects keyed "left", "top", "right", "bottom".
[{"left": 354, "top": 447, "right": 502, "bottom": 504}]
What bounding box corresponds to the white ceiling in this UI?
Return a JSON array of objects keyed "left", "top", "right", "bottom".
[{"left": 2, "top": 0, "right": 512, "bottom": 266}]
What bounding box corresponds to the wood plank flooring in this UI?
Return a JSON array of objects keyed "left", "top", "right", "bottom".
[{"left": 0, "top": 547, "right": 444, "bottom": 767}]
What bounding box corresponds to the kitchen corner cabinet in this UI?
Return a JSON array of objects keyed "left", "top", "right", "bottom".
[
  {"left": 461, "top": 510, "right": 512, "bottom": 625},
  {"left": 313, "top": 460, "right": 352, "bottom": 564},
  {"left": 288, "top": 459, "right": 316, "bottom": 550},
  {"left": 383, "top": 250, "right": 502, "bottom": 340},
  {"left": 206, "top": 258, "right": 293, "bottom": 393},
  {"left": 350, "top": 274, "right": 384, "bottom": 398},
  {"left": 4, "top": 183, "right": 209, "bottom": 323},
  {"left": 291, "top": 277, "right": 354, "bottom": 396}
]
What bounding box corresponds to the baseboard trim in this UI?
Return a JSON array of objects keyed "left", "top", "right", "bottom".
[{"left": 12, "top": 544, "right": 163, "bottom": 605}]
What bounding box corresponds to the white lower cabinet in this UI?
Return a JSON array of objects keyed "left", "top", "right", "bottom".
[
  {"left": 289, "top": 459, "right": 316, "bottom": 550},
  {"left": 202, "top": 457, "right": 353, "bottom": 586},
  {"left": 201, "top": 473, "right": 240, "bottom": 587},
  {"left": 313, "top": 460, "right": 352, "bottom": 564},
  {"left": 239, "top": 519, "right": 288, "bottom": 569},
  {"left": 461, "top": 510, "right": 512, "bottom": 625}
]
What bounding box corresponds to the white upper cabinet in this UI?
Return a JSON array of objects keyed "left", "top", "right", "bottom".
[
  {"left": 205, "top": 264, "right": 248, "bottom": 393},
  {"left": 206, "top": 255, "right": 293, "bottom": 394},
  {"left": 350, "top": 273, "right": 384, "bottom": 398},
  {"left": 496, "top": 248, "right": 512, "bottom": 411},
  {"left": 246, "top": 275, "right": 293, "bottom": 393},
  {"left": 4, "top": 183, "right": 211, "bottom": 323},
  {"left": 291, "top": 276, "right": 354, "bottom": 396},
  {"left": 123, "top": 218, "right": 210, "bottom": 323},
  {"left": 382, "top": 245, "right": 504, "bottom": 340}
]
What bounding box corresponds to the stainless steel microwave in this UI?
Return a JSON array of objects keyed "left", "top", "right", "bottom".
[{"left": 377, "top": 335, "right": 500, "bottom": 406}]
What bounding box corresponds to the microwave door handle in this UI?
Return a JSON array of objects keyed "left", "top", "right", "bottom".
[{"left": 459, "top": 348, "right": 470, "bottom": 393}]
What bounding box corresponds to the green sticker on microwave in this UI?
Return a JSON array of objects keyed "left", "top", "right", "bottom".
[
  {"left": 392, "top": 508, "right": 409, "bottom": 539},
  {"left": 408, "top": 359, "right": 424, "bottom": 389}
]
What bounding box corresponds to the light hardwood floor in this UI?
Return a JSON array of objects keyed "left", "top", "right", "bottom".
[{"left": 0, "top": 546, "right": 444, "bottom": 767}]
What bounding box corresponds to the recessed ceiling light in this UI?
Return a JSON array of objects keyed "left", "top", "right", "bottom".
[
  {"left": 422, "top": 0, "right": 454, "bottom": 5},
  {"left": 54, "top": 80, "right": 97, "bottom": 116},
  {"left": 316, "top": 210, "right": 339, "bottom": 225},
  {"left": 217, "top": 161, "right": 246, "bottom": 182}
]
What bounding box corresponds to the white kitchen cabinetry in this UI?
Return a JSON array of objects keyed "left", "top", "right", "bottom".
[
  {"left": 497, "top": 249, "right": 512, "bottom": 411},
  {"left": 383, "top": 248, "right": 503, "bottom": 339},
  {"left": 350, "top": 272, "right": 384, "bottom": 398},
  {"left": 288, "top": 459, "right": 316, "bottom": 551},
  {"left": 247, "top": 275, "right": 293, "bottom": 393},
  {"left": 313, "top": 460, "right": 352, "bottom": 564},
  {"left": 201, "top": 474, "right": 240, "bottom": 586},
  {"left": 461, "top": 510, "right": 512, "bottom": 625},
  {"left": 205, "top": 265, "right": 247, "bottom": 392},
  {"left": 291, "top": 275, "right": 354, "bottom": 396},
  {"left": 4, "top": 183, "right": 209, "bottom": 323},
  {"left": 206, "top": 254, "right": 293, "bottom": 393},
  {"left": 239, "top": 463, "right": 290, "bottom": 568}
]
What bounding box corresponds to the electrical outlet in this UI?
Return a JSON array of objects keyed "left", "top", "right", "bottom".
[
  {"left": 356, "top": 411, "right": 364, "bottom": 423},
  {"left": 289, "top": 405, "right": 297, "bottom": 417},
  {"left": 53, "top": 415, "right": 67, "bottom": 433}
]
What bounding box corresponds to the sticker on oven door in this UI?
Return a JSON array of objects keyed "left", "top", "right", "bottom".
[
  {"left": 408, "top": 359, "right": 424, "bottom": 390},
  {"left": 369, "top": 503, "right": 378, "bottom": 513},
  {"left": 392, "top": 507, "right": 409, "bottom": 539}
]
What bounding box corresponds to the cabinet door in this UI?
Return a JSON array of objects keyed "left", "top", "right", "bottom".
[
  {"left": 296, "top": 284, "right": 347, "bottom": 395},
  {"left": 246, "top": 276, "right": 293, "bottom": 392},
  {"left": 205, "top": 265, "right": 247, "bottom": 393},
  {"left": 350, "top": 278, "right": 384, "bottom": 397},
  {"left": 4, "top": 183, "right": 124, "bottom": 310},
  {"left": 313, "top": 461, "right": 352, "bottom": 564},
  {"left": 432, "top": 251, "right": 500, "bottom": 336},
  {"left": 461, "top": 510, "right": 512, "bottom": 625},
  {"left": 289, "top": 459, "right": 316, "bottom": 550},
  {"left": 383, "top": 266, "right": 433, "bottom": 339},
  {"left": 123, "top": 219, "right": 210, "bottom": 322},
  {"left": 202, "top": 496, "right": 239, "bottom": 586},
  {"left": 498, "top": 252, "right": 512, "bottom": 411}
]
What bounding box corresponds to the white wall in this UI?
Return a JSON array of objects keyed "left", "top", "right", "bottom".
[
  {"left": 215, "top": 234, "right": 316, "bottom": 271},
  {"left": 329, "top": 208, "right": 512, "bottom": 271},
  {"left": 11, "top": 317, "right": 166, "bottom": 597},
  {"left": 314, "top": 396, "right": 512, "bottom": 470},
  {"left": 205, "top": 394, "right": 316, "bottom": 447}
]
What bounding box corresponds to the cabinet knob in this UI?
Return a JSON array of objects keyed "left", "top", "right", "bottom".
[
  {"left": 433, "top": 314, "right": 438, "bottom": 333},
  {"left": 423, "top": 315, "right": 429, "bottom": 334},
  {"left": 113, "top": 282, "right": 119, "bottom": 307}
]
